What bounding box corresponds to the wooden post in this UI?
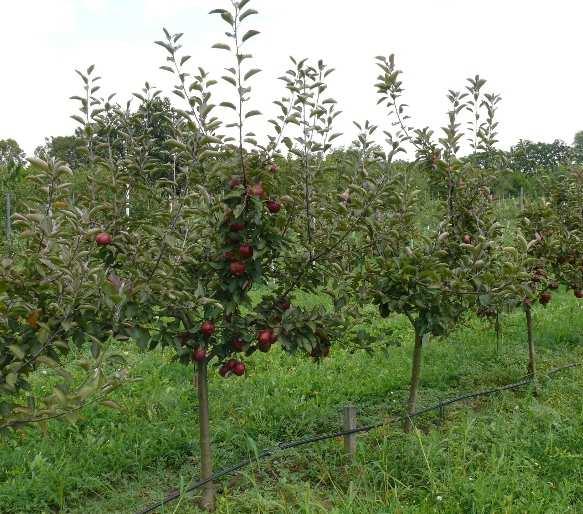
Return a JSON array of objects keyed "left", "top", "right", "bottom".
[
  {"left": 519, "top": 186, "right": 524, "bottom": 211},
  {"left": 343, "top": 405, "right": 357, "bottom": 460}
]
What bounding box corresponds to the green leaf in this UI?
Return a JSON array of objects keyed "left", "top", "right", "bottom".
[
  {"left": 239, "top": 8, "right": 258, "bottom": 21},
  {"left": 244, "top": 68, "right": 261, "bottom": 81},
  {"left": 212, "top": 43, "right": 231, "bottom": 51},
  {"left": 245, "top": 110, "right": 261, "bottom": 118},
  {"left": 220, "top": 102, "right": 237, "bottom": 111},
  {"left": 242, "top": 30, "right": 260, "bottom": 43}
]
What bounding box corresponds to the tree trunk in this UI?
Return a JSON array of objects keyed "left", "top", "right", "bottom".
[
  {"left": 196, "top": 360, "right": 214, "bottom": 510},
  {"left": 524, "top": 304, "right": 539, "bottom": 396},
  {"left": 404, "top": 330, "right": 424, "bottom": 432}
]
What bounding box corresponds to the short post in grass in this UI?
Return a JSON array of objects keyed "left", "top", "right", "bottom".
[
  {"left": 196, "top": 360, "right": 214, "bottom": 511},
  {"left": 343, "top": 405, "right": 357, "bottom": 460},
  {"left": 524, "top": 302, "right": 539, "bottom": 396}
]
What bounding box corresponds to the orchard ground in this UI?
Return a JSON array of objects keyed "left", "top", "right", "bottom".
[{"left": 1, "top": 289, "right": 582, "bottom": 513}]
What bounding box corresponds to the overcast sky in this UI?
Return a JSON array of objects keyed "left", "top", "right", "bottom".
[{"left": 1, "top": 0, "right": 582, "bottom": 156}]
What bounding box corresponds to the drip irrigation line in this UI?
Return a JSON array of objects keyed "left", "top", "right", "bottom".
[{"left": 135, "top": 362, "right": 579, "bottom": 514}]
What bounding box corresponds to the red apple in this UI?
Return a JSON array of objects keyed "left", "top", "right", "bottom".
[
  {"left": 223, "top": 251, "right": 236, "bottom": 261},
  {"left": 258, "top": 340, "right": 272, "bottom": 352},
  {"left": 539, "top": 292, "right": 552, "bottom": 305},
  {"left": 269, "top": 163, "right": 279, "bottom": 173},
  {"left": 462, "top": 234, "right": 471, "bottom": 245},
  {"left": 192, "top": 347, "right": 206, "bottom": 363},
  {"left": 248, "top": 183, "right": 265, "bottom": 198},
  {"left": 575, "top": 290, "right": 583, "bottom": 299},
  {"left": 233, "top": 361, "right": 246, "bottom": 376},
  {"left": 200, "top": 321, "right": 215, "bottom": 337},
  {"left": 229, "top": 261, "right": 246, "bottom": 277},
  {"left": 239, "top": 244, "right": 253, "bottom": 259},
  {"left": 219, "top": 364, "right": 230, "bottom": 377},
  {"left": 226, "top": 359, "right": 237, "bottom": 370},
  {"left": 229, "top": 222, "right": 245, "bottom": 232},
  {"left": 96, "top": 232, "right": 112, "bottom": 246},
  {"left": 266, "top": 200, "right": 281, "bottom": 214},
  {"left": 231, "top": 337, "right": 245, "bottom": 352},
  {"left": 258, "top": 329, "right": 273, "bottom": 345}
]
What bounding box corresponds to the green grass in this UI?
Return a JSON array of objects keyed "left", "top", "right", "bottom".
[{"left": 1, "top": 291, "right": 582, "bottom": 514}]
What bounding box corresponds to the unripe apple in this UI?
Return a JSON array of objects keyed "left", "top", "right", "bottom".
[
  {"left": 229, "top": 222, "right": 245, "bottom": 232},
  {"left": 266, "top": 200, "right": 281, "bottom": 213},
  {"left": 239, "top": 244, "right": 253, "bottom": 259},
  {"left": 231, "top": 337, "right": 245, "bottom": 352},
  {"left": 462, "top": 234, "right": 471, "bottom": 245},
  {"left": 96, "top": 232, "right": 112, "bottom": 246},
  {"left": 192, "top": 347, "right": 206, "bottom": 363},
  {"left": 233, "top": 361, "right": 246, "bottom": 376},
  {"left": 200, "top": 321, "right": 215, "bottom": 337},
  {"left": 229, "top": 261, "right": 246, "bottom": 277}
]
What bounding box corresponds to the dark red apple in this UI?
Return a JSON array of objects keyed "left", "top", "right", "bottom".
[
  {"left": 229, "top": 222, "right": 245, "bottom": 232},
  {"left": 539, "top": 292, "right": 552, "bottom": 305},
  {"left": 219, "top": 364, "right": 230, "bottom": 377},
  {"left": 200, "top": 321, "right": 215, "bottom": 337},
  {"left": 575, "top": 290, "right": 583, "bottom": 299},
  {"left": 229, "top": 261, "right": 246, "bottom": 277},
  {"left": 239, "top": 244, "right": 253, "bottom": 259},
  {"left": 231, "top": 337, "right": 245, "bottom": 352},
  {"left": 96, "top": 232, "right": 112, "bottom": 246},
  {"left": 258, "top": 340, "right": 272, "bottom": 352},
  {"left": 192, "top": 347, "right": 206, "bottom": 363},
  {"left": 233, "top": 361, "right": 246, "bottom": 376},
  {"left": 266, "top": 200, "right": 281, "bottom": 214},
  {"left": 278, "top": 298, "right": 291, "bottom": 311},
  {"left": 258, "top": 329, "right": 273, "bottom": 345}
]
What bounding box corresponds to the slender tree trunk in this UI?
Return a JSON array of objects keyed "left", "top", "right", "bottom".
[
  {"left": 196, "top": 360, "right": 214, "bottom": 510},
  {"left": 405, "top": 330, "right": 424, "bottom": 432},
  {"left": 524, "top": 304, "right": 539, "bottom": 396}
]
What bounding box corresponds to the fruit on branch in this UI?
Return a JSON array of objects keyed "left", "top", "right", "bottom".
[
  {"left": 266, "top": 200, "right": 281, "bottom": 214},
  {"left": 201, "top": 321, "right": 216, "bottom": 337},
  {"left": 192, "top": 347, "right": 206, "bottom": 363},
  {"left": 229, "top": 222, "right": 245, "bottom": 232},
  {"left": 248, "top": 183, "right": 265, "bottom": 198},
  {"left": 269, "top": 163, "right": 279, "bottom": 173},
  {"left": 462, "top": 234, "right": 472, "bottom": 245},
  {"left": 96, "top": 232, "right": 112, "bottom": 246},
  {"left": 258, "top": 340, "right": 272, "bottom": 352},
  {"left": 239, "top": 244, "right": 253, "bottom": 259},
  {"left": 229, "top": 261, "right": 246, "bottom": 277},
  {"left": 219, "top": 364, "right": 229, "bottom": 378},
  {"left": 223, "top": 251, "right": 236, "bottom": 261},
  {"left": 231, "top": 337, "right": 245, "bottom": 352},
  {"left": 233, "top": 361, "right": 246, "bottom": 376},
  {"left": 575, "top": 289, "right": 583, "bottom": 299},
  {"left": 539, "top": 292, "right": 552, "bottom": 305},
  {"left": 258, "top": 329, "right": 274, "bottom": 345},
  {"left": 548, "top": 282, "right": 559, "bottom": 290}
]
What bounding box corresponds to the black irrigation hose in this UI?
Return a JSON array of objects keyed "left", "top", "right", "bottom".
[{"left": 135, "top": 362, "right": 580, "bottom": 514}]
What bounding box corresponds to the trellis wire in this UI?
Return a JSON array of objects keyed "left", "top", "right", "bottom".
[{"left": 136, "top": 362, "right": 579, "bottom": 514}]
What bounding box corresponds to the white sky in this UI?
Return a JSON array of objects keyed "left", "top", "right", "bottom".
[{"left": 1, "top": 0, "right": 582, "bottom": 155}]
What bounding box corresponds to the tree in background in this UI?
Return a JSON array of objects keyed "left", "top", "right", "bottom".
[
  {"left": 0, "top": 139, "right": 25, "bottom": 168},
  {"left": 508, "top": 139, "right": 573, "bottom": 174}
]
